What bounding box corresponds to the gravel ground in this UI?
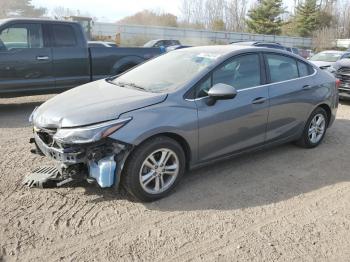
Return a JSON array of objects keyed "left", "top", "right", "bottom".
[{"left": 0, "top": 95, "right": 350, "bottom": 262}]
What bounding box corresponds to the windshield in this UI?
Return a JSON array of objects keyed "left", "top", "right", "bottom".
[
  {"left": 112, "top": 49, "right": 222, "bottom": 93},
  {"left": 144, "top": 40, "right": 157, "bottom": 47},
  {"left": 310, "top": 52, "right": 343, "bottom": 62}
]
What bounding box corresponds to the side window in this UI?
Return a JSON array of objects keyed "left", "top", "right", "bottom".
[
  {"left": 0, "top": 24, "right": 43, "bottom": 51},
  {"left": 154, "top": 41, "right": 164, "bottom": 47},
  {"left": 266, "top": 53, "right": 298, "bottom": 82},
  {"left": 164, "top": 40, "right": 172, "bottom": 46},
  {"left": 213, "top": 54, "right": 261, "bottom": 90},
  {"left": 51, "top": 24, "right": 77, "bottom": 47},
  {"left": 196, "top": 54, "right": 261, "bottom": 98},
  {"left": 342, "top": 53, "right": 350, "bottom": 59},
  {"left": 298, "top": 61, "right": 314, "bottom": 77}
]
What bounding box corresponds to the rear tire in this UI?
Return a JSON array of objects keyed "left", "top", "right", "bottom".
[
  {"left": 122, "top": 136, "right": 186, "bottom": 202},
  {"left": 295, "top": 107, "right": 328, "bottom": 148}
]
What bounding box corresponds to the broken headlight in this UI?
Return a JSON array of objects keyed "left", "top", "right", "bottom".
[{"left": 53, "top": 117, "right": 132, "bottom": 144}]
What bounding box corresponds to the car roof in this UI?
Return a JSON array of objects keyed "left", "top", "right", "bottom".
[
  {"left": 176, "top": 45, "right": 254, "bottom": 54},
  {"left": 231, "top": 41, "right": 282, "bottom": 46},
  {"left": 0, "top": 18, "right": 78, "bottom": 26},
  {"left": 175, "top": 45, "right": 298, "bottom": 58}
]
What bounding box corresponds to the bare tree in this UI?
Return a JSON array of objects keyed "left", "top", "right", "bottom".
[
  {"left": 180, "top": 0, "right": 247, "bottom": 31},
  {"left": 0, "top": 0, "right": 46, "bottom": 18},
  {"left": 225, "top": 0, "right": 247, "bottom": 32},
  {"left": 334, "top": 0, "right": 350, "bottom": 38},
  {"left": 312, "top": 26, "right": 337, "bottom": 51},
  {"left": 205, "top": 0, "right": 225, "bottom": 30},
  {"left": 51, "top": 6, "right": 91, "bottom": 20},
  {"left": 180, "top": 0, "right": 206, "bottom": 27},
  {"left": 51, "top": 6, "right": 75, "bottom": 19}
]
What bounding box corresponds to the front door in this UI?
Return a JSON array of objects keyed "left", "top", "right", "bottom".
[
  {"left": 195, "top": 53, "right": 269, "bottom": 162},
  {"left": 0, "top": 23, "right": 54, "bottom": 94}
]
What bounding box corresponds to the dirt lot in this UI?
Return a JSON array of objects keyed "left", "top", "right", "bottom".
[{"left": 0, "top": 95, "right": 350, "bottom": 262}]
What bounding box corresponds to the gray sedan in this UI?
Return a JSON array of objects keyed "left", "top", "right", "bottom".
[{"left": 29, "top": 45, "right": 338, "bottom": 202}]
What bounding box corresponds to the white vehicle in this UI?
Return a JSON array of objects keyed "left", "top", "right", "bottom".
[{"left": 309, "top": 50, "right": 350, "bottom": 69}]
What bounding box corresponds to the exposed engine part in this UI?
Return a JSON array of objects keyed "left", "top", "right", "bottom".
[
  {"left": 29, "top": 129, "right": 133, "bottom": 189},
  {"left": 56, "top": 178, "right": 74, "bottom": 187},
  {"left": 88, "top": 155, "right": 116, "bottom": 188}
]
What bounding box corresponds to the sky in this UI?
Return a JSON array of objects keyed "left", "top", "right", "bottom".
[
  {"left": 31, "top": 0, "right": 295, "bottom": 22},
  {"left": 31, "top": 0, "right": 183, "bottom": 22}
]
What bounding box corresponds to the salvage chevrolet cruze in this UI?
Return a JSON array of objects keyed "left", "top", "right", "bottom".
[{"left": 28, "top": 45, "right": 338, "bottom": 202}]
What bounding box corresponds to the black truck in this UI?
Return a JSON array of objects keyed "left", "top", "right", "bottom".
[{"left": 0, "top": 18, "right": 163, "bottom": 97}]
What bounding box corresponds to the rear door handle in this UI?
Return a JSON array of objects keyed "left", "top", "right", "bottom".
[
  {"left": 36, "top": 56, "right": 49, "bottom": 61},
  {"left": 302, "top": 85, "right": 312, "bottom": 90},
  {"left": 252, "top": 97, "right": 267, "bottom": 104}
]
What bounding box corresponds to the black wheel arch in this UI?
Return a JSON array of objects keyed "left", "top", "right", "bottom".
[
  {"left": 111, "top": 56, "right": 144, "bottom": 75},
  {"left": 124, "top": 133, "right": 192, "bottom": 170}
]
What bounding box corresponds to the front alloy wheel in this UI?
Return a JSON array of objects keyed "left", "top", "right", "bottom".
[
  {"left": 139, "top": 149, "right": 179, "bottom": 194},
  {"left": 122, "top": 136, "right": 185, "bottom": 202}
]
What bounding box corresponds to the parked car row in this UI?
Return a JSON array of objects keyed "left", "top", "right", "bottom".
[
  {"left": 307, "top": 50, "right": 350, "bottom": 100},
  {"left": 1, "top": 18, "right": 344, "bottom": 101}
]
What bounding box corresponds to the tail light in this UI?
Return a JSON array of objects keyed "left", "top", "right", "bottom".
[{"left": 335, "top": 79, "right": 341, "bottom": 89}]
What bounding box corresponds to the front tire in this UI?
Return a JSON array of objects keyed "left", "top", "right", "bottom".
[
  {"left": 296, "top": 107, "right": 328, "bottom": 148},
  {"left": 122, "top": 136, "right": 186, "bottom": 202}
]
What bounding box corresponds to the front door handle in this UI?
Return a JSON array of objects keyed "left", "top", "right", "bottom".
[
  {"left": 252, "top": 97, "right": 267, "bottom": 104},
  {"left": 302, "top": 85, "right": 312, "bottom": 90},
  {"left": 36, "top": 56, "right": 49, "bottom": 61}
]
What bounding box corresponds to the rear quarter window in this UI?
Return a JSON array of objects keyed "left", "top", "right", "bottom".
[
  {"left": 266, "top": 53, "right": 299, "bottom": 82},
  {"left": 51, "top": 24, "right": 77, "bottom": 47},
  {"left": 298, "top": 61, "right": 314, "bottom": 77}
]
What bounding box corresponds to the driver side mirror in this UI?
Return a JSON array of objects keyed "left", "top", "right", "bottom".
[{"left": 206, "top": 83, "right": 237, "bottom": 106}]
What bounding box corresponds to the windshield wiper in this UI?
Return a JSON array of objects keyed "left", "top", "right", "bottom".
[{"left": 114, "top": 81, "right": 147, "bottom": 91}]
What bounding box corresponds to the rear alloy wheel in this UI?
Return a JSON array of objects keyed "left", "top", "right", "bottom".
[
  {"left": 308, "top": 113, "right": 326, "bottom": 144},
  {"left": 296, "top": 107, "right": 328, "bottom": 148},
  {"left": 122, "top": 136, "right": 185, "bottom": 202}
]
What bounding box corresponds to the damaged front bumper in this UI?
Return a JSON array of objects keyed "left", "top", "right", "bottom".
[{"left": 26, "top": 128, "right": 131, "bottom": 189}]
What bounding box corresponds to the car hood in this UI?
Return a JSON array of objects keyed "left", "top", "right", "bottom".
[
  {"left": 33, "top": 79, "right": 167, "bottom": 128},
  {"left": 310, "top": 60, "right": 335, "bottom": 68}
]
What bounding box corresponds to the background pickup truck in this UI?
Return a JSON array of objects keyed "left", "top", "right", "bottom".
[{"left": 0, "top": 18, "right": 162, "bottom": 97}]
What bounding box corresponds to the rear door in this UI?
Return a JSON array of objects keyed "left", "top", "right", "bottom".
[
  {"left": 48, "top": 23, "right": 90, "bottom": 89},
  {"left": 0, "top": 22, "right": 54, "bottom": 94},
  {"left": 264, "top": 52, "right": 315, "bottom": 142}
]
